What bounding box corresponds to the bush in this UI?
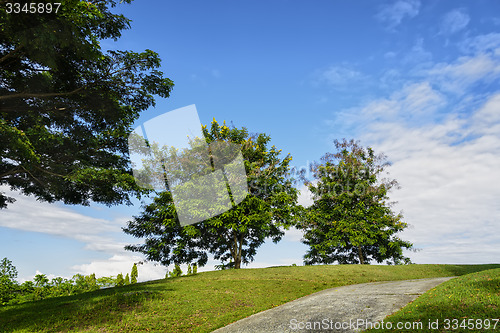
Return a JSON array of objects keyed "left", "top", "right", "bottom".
[
  {"left": 116, "top": 274, "right": 125, "bottom": 286},
  {"left": 169, "top": 264, "right": 182, "bottom": 278}
]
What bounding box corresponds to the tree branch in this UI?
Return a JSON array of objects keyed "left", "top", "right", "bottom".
[
  {"left": 0, "top": 45, "right": 23, "bottom": 64},
  {"left": 0, "top": 87, "right": 85, "bottom": 101}
]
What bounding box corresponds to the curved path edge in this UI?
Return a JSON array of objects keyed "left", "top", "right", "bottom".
[{"left": 212, "top": 276, "right": 455, "bottom": 333}]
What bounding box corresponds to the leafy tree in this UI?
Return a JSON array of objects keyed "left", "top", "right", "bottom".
[
  {"left": 124, "top": 120, "right": 299, "bottom": 269},
  {"left": 130, "top": 263, "right": 138, "bottom": 284},
  {"left": 124, "top": 273, "right": 130, "bottom": 285},
  {"left": 33, "top": 273, "right": 49, "bottom": 287},
  {"left": 115, "top": 273, "right": 124, "bottom": 286},
  {"left": 0, "top": 0, "right": 173, "bottom": 209},
  {"left": 97, "top": 276, "right": 115, "bottom": 288},
  {"left": 186, "top": 264, "right": 192, "bottom": 275},
  {"left": 0, "top": 257, "right": 18, "bottom": 304},
  {"left": 300, "top": 139, "right": 413, "bottom": 265},
  {"left": 192, "top": 264, "right": 197, "bottom": 275}
]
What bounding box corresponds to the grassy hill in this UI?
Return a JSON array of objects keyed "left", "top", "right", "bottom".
[{"left": 1, "top": 264, "right": 498, "bottom": 332}]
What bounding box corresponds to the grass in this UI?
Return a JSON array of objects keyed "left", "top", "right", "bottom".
[
  {"left": 365, "top": 267, "right": 500, "bottom": 333},
  {"left": 0, "top": 264, "right": 499, "bottom": 332}
]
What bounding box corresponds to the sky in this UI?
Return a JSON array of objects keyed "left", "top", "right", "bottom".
[{"left": 1, "top": 0, "right": 500, "bottom": 282}]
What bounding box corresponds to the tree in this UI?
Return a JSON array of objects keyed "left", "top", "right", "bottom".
[
  {"left": 0, "top": 0, "right": 173, "bottom": 209},
  {"left": 115, "top": 273, "right": 124, "bottom": 286},
  {"left": 124, "top": 119, "right": 299, "bottom": 269},
  {"left": 169, "top": 264, "right": 182, "bottom": 278},
  {"left": 124, "top": 273, "right": 130, "bottom": 285},
  {"left": 0, "top": 257, "right": 18, "bottom": 304},
  {"left": 130, "top": 263, "right": 138, "bottom": 284},
  {"left": 300, "top": 139, "right": 413, "bottom": 265}
]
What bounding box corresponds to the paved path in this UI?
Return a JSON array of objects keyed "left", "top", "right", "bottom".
[{"left": 212, "top": 277, "right": 454, "bottom": 333}]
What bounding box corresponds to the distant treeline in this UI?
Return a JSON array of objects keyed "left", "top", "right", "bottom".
[{"left": 0, "top": 258, "right": 139, "bottom": 306}]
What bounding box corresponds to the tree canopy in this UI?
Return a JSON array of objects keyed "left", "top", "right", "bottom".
[
  {"left": 0, "top": 0, "right": 173, "bottom": 208},
  {"left": 124, "top": 119, "right": 299, "bottom": 269},
  {"left": 299, "top": 139, "right": 413, "bottom": 265}
]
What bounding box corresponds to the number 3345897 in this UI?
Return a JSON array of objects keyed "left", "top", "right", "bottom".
[{"left": 5, "top": 2, "right": 61, "bottom": 14}]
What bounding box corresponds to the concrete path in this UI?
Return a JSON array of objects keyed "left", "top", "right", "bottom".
[{"left": 212, "top": 277, "right": 454, "bottom": 333}]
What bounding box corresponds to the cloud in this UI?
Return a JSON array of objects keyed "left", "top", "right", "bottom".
[
  {"left": 376, "top": 0, "right": 420, "bottom": 30},
  {"left": 459, "top": 32, "right": 500, "bottom": 54},
  {"left": 0, "top": 187, "right": 138, "bottom": 260},
  {"left": 440, "top": 8, "right": 470, "bottom": 35},
  {"left": 72, "top": 254, "right": 167, "bottom": 281},
  {"left": 402, "top": 38, "right": 433, "bottom": 65},
  {"left": 316, "top": 65, "right": 367, "bottom": 88},
  {"left": 425, "top": 53, "right": 500, "bottom": 93},
  {"left": 283, "top": 226, "right": 304, "bottom": 243},
  {"left": 297, "top": 184, "right": 314, "bottom": 208}
]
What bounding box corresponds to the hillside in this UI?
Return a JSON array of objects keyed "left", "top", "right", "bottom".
[{"left": 1, "top": 264, "right": 498, "bottom": 332}]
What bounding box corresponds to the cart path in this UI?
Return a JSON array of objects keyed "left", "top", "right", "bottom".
[{"left": 212, "top": 276, "right": 455, "bottom": 333}]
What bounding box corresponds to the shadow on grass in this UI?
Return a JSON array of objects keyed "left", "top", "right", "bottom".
[
  {"left": 438, "top": 264, "right": 500, "bottom": 276},
  {"left": 0, "top": 283, "right": 173, "bottom": 332}
]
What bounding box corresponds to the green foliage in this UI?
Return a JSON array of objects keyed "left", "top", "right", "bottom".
[
  {"left": 130, "top": 264, "right": 138, "bottom": 284},
  {"left": 300, "top": 139, "right": 413, "bottom": 265},
  {"left": 97, "top": 276, "right": 115, "bottom": 289},
  {"left": 0, "top": 260, "right": 128, "bottom": 306},
  {"left": 124, "top": 274, "right": 130, "bottom": 285},
  {"left": 116, "top": 273, "right": 124, "bottom": 286},
  {"left": 0, "top": 0, "right": 173, "bottom": 209},
  {"left": 124, "top": 119, "right": 299, "bottom": 269},
  {"left": 0, "top": 258, "right": 18, "bottom": 304},
  {"left": 192, "top": 264, "right": 197, "bottom": 275},
  {"left": 187, "top": 264, "right": 192, "bottom": 275},
  {"left": 169, "top": 264, "right": 183, "bottom": 278}
]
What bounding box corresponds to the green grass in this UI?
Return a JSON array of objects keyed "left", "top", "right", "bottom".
[
  {"left": 1, "top": 264, "right": 499, "bottom": 332},
  {"left": 365, "top": 267, "right": 500, "bottom": 333}
]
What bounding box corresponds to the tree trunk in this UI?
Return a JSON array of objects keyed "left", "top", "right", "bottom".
[
  {"left": 233, "top": 233, "right": 243, "bottom": 269},
  {"left": 357, "top": 246, "right": 365, "bottom": 264}
]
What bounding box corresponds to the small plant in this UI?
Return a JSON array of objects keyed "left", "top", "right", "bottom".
[
  {"left": 169, "top": 264, "right": 182, "bottom": 278},
  {"left": 116, "top": 274, "right": 124, "bottom": 286},
  {"left": 187, "top": 264, "right": 192, "bottom": 275},
  {"left": 193, "top": 264, "right": 197, "bottom": 275},
  {"left": 124, "top": 274, "right": 130, "bottom": 285},
  {"left": 131, "top": 263, "right": 138, "bottom": 284}
]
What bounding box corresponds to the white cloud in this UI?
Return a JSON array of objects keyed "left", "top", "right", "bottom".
[
  {"left": 0, "top": 188, "right": 118, "bottom": 234},
  {"left": 403, "top": 38, "right": 433, "bottom": 65},
  {"left": 425, "top": 53, "right": 500, "bottom": 93},
  {"left": 317, "top": 65, "right": 366, "bottom": 88},
  {"left": 460, "top": 32, "right": 500, "bottom": 54},
  {"left": 297, "top": 184, "right": 314, "bottom": 208},
  {"left": 283, "top": 226, "right": 304, "bottom": 243},
  {"left": 72, "top": 254, "right": 167, "bottom": 282},
  {"left": 358, "top": 82, "right": 446, "bottom": 127},
  {"left": 0, "top": 188, "right": 160, "bottom": 278},
  {"left": 440, "top": 8, "right": 470, "bottom": 35},
  {"left": 376, "top": 0, "right": 421, "bottom": 30}
]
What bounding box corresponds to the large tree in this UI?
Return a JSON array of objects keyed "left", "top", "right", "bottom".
[
  {"left": 300, "top": 139, "right": 413, "bottom": 265},
  {"left": 0, "top": 0, "right": 173, "bottom": 208},
  {"left": 123, "top": 119, "right": 299, "bottom": 269}
]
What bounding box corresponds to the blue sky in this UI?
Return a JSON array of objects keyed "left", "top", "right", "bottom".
[{"left": 2, "top": 0, "right": 500, "bottom": 282}]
